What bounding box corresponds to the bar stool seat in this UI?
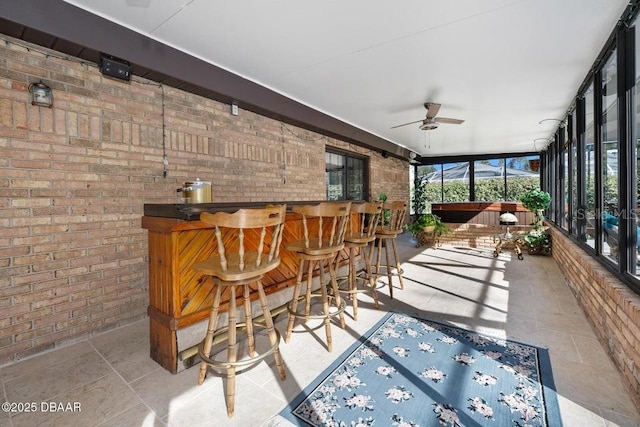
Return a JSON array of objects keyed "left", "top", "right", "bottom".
[
  {"left": 284, "top": 201, "right": 351, "bottom": 352},
  {"left": 193, "top": 204, "right": 287, "bottom": 418},
  {"left": 338, "top": 201, "right": 383, "bottom": 320},
  {"left": 373, "top": 201, "right": 408, "bottom": 299}
]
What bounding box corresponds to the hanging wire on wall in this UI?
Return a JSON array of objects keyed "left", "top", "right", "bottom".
[
  {"left": 279, "top": 123, "right": 287, "bottom": 184},
  {"left": 280, "top": 122, "right": 328, "bottom": 142},
  {"left": 161, "top": 84, "right": 168, "bottom": 178},
  {"left": 279, "top": 122, "right": 332, "bottom": 184},
  {"left": 3, "top": 37, "right": 96, "bottom": 70}
]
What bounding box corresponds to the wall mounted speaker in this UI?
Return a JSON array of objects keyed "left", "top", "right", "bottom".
[{"left": 100, "top": 54, "right": 131, "bottom": 81}]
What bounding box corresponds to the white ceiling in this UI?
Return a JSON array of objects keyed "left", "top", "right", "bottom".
[{"left": 64, "top": 0, "right": 628, "bottom": 157}]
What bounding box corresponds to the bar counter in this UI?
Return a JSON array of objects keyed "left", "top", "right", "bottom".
[{"left": 142, "top": 201, "right": 359, "bottom": 373}]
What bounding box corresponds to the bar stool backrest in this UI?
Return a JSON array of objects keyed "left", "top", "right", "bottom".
[
  {"left": 291, "top": 202, "right": 351, "bottom": 251},
  {"left": 199, "top": 204, "right": 286, "bottom": 273},
  {"left": 380, "top": 201, "right": 408, "bottom": 233},
  {"left": 348, "top": 201, "right": 383, "bottom": 241}
]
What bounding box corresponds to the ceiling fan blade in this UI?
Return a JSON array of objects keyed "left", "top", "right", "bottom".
[
  {"left": 425, "top": 103, "right": 441, "bottom": 119},
  {"left": 390, "top": 119, "right": 423, "bottom": 129},
  {"left": 436, "top": 117, "right": 464, "bottom": 125}
]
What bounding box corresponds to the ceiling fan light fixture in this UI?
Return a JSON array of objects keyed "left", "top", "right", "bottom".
[{"left": 419, "top": 120, "right": 439, "bottom": 130}]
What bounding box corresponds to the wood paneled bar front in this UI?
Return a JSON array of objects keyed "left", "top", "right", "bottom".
[{"left": 141, "top": 201, "right": 359, "bottom": 373}]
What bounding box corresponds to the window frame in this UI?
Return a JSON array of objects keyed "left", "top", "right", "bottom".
[{"left": 325, "top": 148, "right": 369, "bottom": 201}]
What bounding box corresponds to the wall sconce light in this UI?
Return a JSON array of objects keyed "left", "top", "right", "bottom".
[{"left": 29, "top": 81, "right": 53, "bottom": 108}]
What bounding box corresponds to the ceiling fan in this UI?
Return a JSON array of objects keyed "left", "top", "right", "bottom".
[{"left": 391, "top": 103, "right": 464, "bottom": 130}]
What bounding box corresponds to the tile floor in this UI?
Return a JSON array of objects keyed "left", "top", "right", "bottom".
[{"left": 2, "top": 235, "right": 639, "bottom": 426}]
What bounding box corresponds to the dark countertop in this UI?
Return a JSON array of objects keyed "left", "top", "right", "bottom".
[{"left": 143, "top": 200, "right": 363, "bottom": 220}]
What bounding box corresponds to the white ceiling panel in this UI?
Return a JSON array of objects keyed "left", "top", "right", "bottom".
[{"left": 64, "top": 0, "right": 629, "bottom": 157}]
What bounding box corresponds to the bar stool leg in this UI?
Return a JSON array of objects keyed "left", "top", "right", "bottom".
[
  {"left": 364, "top": 243, "right": 379, "bottom": 309},
  {"left": 243, "top": 284, "right": 255, "bottom": 357},
  {"left": 305, "top": 260, "right": 315, "bottom": 319},
  {"left": 391, "top": 238, "right": 405, "bottom": 290},
  {"left": 385, "top": 239, "right": 395, "bottom": 295},
  {"left": 198, "top": 283, "right": 222, "bottom": 385},
  {"left": 257, "top": 281, "right": 286, "bottom": 380},
  {"left": 376, "top": 238, "right": 393, "bottom": 299},
  {"left": 226, "top": 286, "right": 238, "bottom": 418},
  {"left": 349, "top": 246, "right": 358, "bottom": 320},
  {"left": 319, "top": 272, "right": 333, "bottom": 352},
  {"left": 285, "top": 259, "right": 305, "bottom": 343},
  {"left": 327, "top": 258, "right": 346, "bottom": 330}
]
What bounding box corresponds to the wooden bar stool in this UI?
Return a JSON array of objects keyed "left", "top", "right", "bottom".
[
  {"left": 373, "top": 201, "right": 408, "bottom": 299},
  {"left": 338, "top": 201, "right": 383, "bottom": 320},
  {"left": 284, "top": 202, "right": 351, "bottom": 352},
  {"left": 193, "top": 204, "right": 287, "bottom": 418}
]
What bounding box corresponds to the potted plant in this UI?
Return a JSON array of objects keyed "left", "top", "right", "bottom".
[
  {"left": 523, "top": 229, "right": 552, "bottom": 255},
  {"left": 406, "top": 213, "right": 450, "bottom": 247},
  {"left": 520, "top": 189, "right": 552, "bottom": 255},
  {"left": 378, "top": 192, "right": 391, "bottom": 226}
]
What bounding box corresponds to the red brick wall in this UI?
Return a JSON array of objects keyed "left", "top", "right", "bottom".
[
  {"left": 436, "top": 223, "right": 530, "bottom": 249},
  {"left": 0, "top": 36, "right": 409, "bottom": 364},
  {"left": 550, "top": 227, "right": 640, "bottom": 408}
]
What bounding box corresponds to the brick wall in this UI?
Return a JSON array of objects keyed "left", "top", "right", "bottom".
[
  {"left": 550, "top": 227, "right": 640, "bottom": 408},
  {"left": 0, "top": 35, "right": 409, "bottom": 364},
  {"left": 435, "top": 223, "right": 532, "bottom": 250}
]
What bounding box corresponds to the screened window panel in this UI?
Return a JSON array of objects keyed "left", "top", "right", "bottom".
[
  {"left": 602, "top": 50, "right": 619, "bottom": 264},
  {"left": 584, "top": 83, "right": 596, "bottom": 249},
  {"left": 474, "top": 159, "right": 505, "bottom": 201}
]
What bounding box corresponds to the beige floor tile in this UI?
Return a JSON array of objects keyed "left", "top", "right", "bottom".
[
  {"left": 99, "top": 402, "right": 165, "bottom": 427},
  {"left": 557, "top": 396, "right": 607, "bottom": 427},
  {"left": 531, "top": 328, "right": 581, "bottom": 363},
  {"left": 90, "top": 319, "right": 160, "bottom": 383},
  {"left": 0, "top": 341, "right": 95, "bottom": 382},
  {"left": 553, "top": 356, "right": 638, "bottom": 417},
  {"left": 162, "top": 375, "right": 283, "bottom": 427},
  {"left": 0, "top": 399, "right": 10, "bottom": 426},
  {"left": 536, "top": 310, "right": 598, "bottom": 338},
  {"left": 573, "top": 334, "right": 620, "bottom": 371},
  {"left": 4, "top": 349, "right": 112, "bottom": 403},
  {"left": 129, "top": 361, "right": 220, "bottom": 419},
  {"left": 11, "top": 372, "right": 141, "bottom": 427}
]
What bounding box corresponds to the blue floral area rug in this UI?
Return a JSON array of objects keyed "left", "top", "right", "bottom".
[{"left": 274, "top": 312, "right": 562, "bottom": 427}]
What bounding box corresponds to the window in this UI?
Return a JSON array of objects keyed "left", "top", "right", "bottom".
[
  {"left": 601, "top": 50, "right": 619, "bottom": 263},
  {"left": 570, "top": 112, "right": 578, "bottom": 236},
  {"left": 562, "top": 122, "right": 570, "bottom": 231},
  {"left": 584, "top": 82, "right": 596, "bottom": 249},
  {"left": 633, "top": 21, "right": 640, "bottom": 276},
  {"left": 506, "top": 156, "right": 539, "bottom": 201},
  {"left": 325, "top": 150, "right": 368, "bottom": 201},
  {"left": 419, "top": 162, "right": 470, "bottom": 209},
  {"left": 419, "top": 157, "right": 538, "bottom": 204},
  {"left": 474, "top": 158, "right": 505, "bottom": 201}
]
